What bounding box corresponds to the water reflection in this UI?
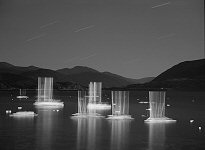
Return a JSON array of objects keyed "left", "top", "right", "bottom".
[
  {"left": 35, "top": 107, "right": 63, "bottom": 150},
  {"left": 76, "top": 118, "right": 102, "bottom": 150},
  {"left": 109, "top": 120, "right": 131, "bottom": 150},
  {"left": 146, "top": 122, "right": 175, "bottom": 150}
]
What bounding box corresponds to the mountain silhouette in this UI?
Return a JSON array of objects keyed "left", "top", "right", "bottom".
[
  {"left": 0, "top": 62, "right": 152, "bottom": 89},
  {"left": 127, "top": 59, "right": 205, "bottom": 90}
]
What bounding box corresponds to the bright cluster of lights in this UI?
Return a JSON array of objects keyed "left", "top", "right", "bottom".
[
  {"left": 87, "top": 103, "right": 111, "bottom": 110},
  {"left": 107, "top": 115, "right": 133, "bottom": 120},
  {"left": 144, "top": 117, "right": 176, "bottom": 123},
  {"left": 9, "top": 111, "right": 38, "bottom": 117},
  {"left": 34, "top": 101, "right": 64, "bottom": 107}
]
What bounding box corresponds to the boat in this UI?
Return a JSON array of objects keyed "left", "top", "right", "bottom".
[{"left": 9, "top": 111, "right": 37, "bottom": 117}]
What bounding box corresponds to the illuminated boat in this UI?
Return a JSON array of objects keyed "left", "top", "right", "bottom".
[{"left": 10, "top": 111, "right": 38, "bottom": 117}]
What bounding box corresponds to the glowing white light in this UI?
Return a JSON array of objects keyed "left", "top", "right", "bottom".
[
  {"left": 87, "top": 103, "right": 111, "bottom": 110},
  {"left": 145, "top": 91, "right": 176, "bottom": 122},
  {"left": 146, "top": 108, "right": 151, "bottom": 111},
  {"left": 56, "top": 110, "right": 59, "bottom": 112},
  {"left": 199, "top": 127, "right": 202, "bottom": 130},
  {"left": 34, "top": 77, "right": 64, "bottom": 107},
  {"left": 34, "top": 101, "right": 64, "bottom": 107},
  {"left": 86, "top": 82, "right": 111, "bottom": 111},
  {"left": 18, "top": 107, "right": 22, "bottom": 110},
  {"left": 166, "top": 104, "right": 170, "bottom": 107},
  {"left": 17, "top": 89, "right": 28, "bottom": 99},
  {"left": 17, "top": 96, "right": 29, "bottom": 99},
  {"left": 107, "top": 91, "right": 133, "bottom": 120},
  {"left": 107, "top": 115, "right": 133, "bottom": 120},
  {"left": 139, "top": 101, "right": 149, "bottom": 104},
  {"left": 72, "top": 112, "right": 104, "bottom": 118},
  {"left": 6, "top": 110, "right": 12, "bottom": 114},
  {"left": 145, "top": 117, "right": 176, "bottom": 123},
  {"left": 10, "top": 111, "right": 37, "bottom": 117},
  {"left": 72, "top": 91, "right": 105, "bottom": 118},
  {"left": 190, "top": 120, "right": 194, "bottom": 123}
]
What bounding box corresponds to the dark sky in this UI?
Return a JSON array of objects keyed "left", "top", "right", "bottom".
[{"left": 0, "top": 0, "right": 204, "bottom": 78}]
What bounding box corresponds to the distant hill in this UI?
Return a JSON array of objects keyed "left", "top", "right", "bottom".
[
  {"left": 0, "top": 62, "right": 149, "bottom": 89},
  {"left": 127, "top": 59, "right": 205, "bottom": 90},
  {"left": 0, "top": 62, "right": 40, "bottom": 74},
  {"left": 57, "top": 66, "right": 99, "bottom": 75},
  {"left": 57, "top": 66, "right": 153, "bottom": 88}
]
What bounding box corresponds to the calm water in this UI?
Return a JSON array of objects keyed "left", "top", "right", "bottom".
[{"left": 0, "top": 90, "right": 205, "bottom": 150}]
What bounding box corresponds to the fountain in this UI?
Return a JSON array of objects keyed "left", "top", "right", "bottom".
[
  {"left": 72, "top": 91, "right": 103, "bottom": 118},
  {"left": 144, "top": 91, "right": 176, "bottom": 122},
  {"left": 16, "top": 89, "right": 29, "bottom": 99},
  {"left": 87, "top": 82, "right": 111, "bottom": 110},
  {"left": 107, "top": 91, "right": 133, "bottom": 119},
  {"left": 34, "top": 77, "right": 64, "bottom": 107}
]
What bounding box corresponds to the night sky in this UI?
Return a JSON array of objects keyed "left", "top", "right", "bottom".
[{"left": 0, "top": 0, "right": 204, "bottom": 78}]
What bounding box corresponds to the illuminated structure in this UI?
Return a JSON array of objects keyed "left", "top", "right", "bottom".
[
  {"left": 87, "top": 82, "right": 111, "bottom": 110},
  {"left": 107, "top": 91, "right": 133, "bottom": 119},
  {"left": 16, "top": 89, "right": 29, "bottom": 99},
  {"left": 10, "top": 111, "right": 37, "bottom": 117},
  {"left": 72, "top": 91, "right": 103, "bottom": 118},
  {"left": 145, "top": 91, "right": 176, "bottom": 122},
  {"left": 34, "top": 77, "right": 64, "bottom": 107}
]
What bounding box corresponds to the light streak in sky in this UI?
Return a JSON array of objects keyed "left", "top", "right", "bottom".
[
  {"left": 74, "top": 25, "right": 95, "bottom": 32},
  {"left": 40, "top": 21, "right": 58, "bottom": 29},
  {"left": 152, "top": 2, "right": 170, "bottom": 8},
  {"left": 26, "top": 34, "right": 46, "bottom": 42}
]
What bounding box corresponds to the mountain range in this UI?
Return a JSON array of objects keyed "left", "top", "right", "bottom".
[
  {"left": 0, "top": 62, "right": 154, "bottom": 89},
  {"left": 1, "top": 59, "right": 204, "bottom": 90},
  {"left": 127, "top": 59, "right": 205, "bottom": 91}
]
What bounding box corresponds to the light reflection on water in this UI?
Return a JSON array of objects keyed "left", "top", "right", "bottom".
[
  {"left": 146, "top": 122, "right": 176, "bottom": 150},
  {"left": 35, "top": 107, "right": 63, "bottom": 150},
  {"left": 75, "top": 118, "right": 102, "bottom": 150},
  {"left": 109, "top": 120, "right": 131, "bottom": 150},
  {"left": 0, "top": 91, "right": 205, "bottom": 150}
]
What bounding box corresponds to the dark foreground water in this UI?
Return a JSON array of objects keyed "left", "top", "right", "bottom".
[{"left": 0, "top": 90, "right": 205, "bottom": 150}]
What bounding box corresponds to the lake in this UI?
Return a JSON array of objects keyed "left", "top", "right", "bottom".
[{"left": 0, "top": 90, "right": 205, "bottom": 150}]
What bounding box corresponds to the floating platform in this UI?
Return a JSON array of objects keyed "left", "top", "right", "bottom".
[
  {"left": 33, "top": 101, "right": 64, "bottom": 107},
  {"left": 107, "top": 115, "right": 134, "bottom": 120},
  {"left": 87, "top": 103, "right": 111, "bottom": 110},
  {"left": 9, "top": 111, "right": 38, "bottom": 117},
  {"left": 71, "top": 113, "right": 104, "bottom": 118},
  {"left": 144, "top": 117, "right": 176, "bottom": 123},
  {"left": 17, "top": 96, "right": 29, "bottom": 99}
]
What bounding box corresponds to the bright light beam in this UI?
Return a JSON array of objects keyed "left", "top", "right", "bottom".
[
  {"left": 26, "top": 34, "right": 46, "bottom": 42},
  {"left": 74, "top": 25, "right": 95, "bottom": 32},
  {"left": 152, "top": 2, "right": 170, "bottom": 8},
  {"left": 40, "top": 21, "right": 58, "bottom": 29}
]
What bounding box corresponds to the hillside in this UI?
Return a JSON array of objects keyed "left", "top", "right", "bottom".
[
  {"left": 0, "top": 62, "right": 147, "bottom": 89},
  {"left": 127, "top": 59, "right": 205, "bottom": 90}
]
